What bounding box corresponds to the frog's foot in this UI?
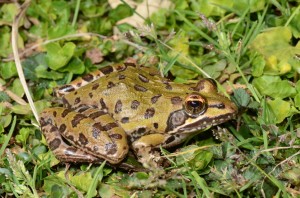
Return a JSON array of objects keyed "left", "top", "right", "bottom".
[{"left": 131, "top": 133, "right": 167, "bottom": 173}]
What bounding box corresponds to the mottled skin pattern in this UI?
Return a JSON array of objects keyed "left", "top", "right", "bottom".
[{"left": 40, "top": 63, "right": 237, "bottom": 168}]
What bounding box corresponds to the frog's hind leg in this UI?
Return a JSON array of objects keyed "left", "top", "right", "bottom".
[
  {"left": 55, "top": 63, "right": 127, "bottom": 96},
  {"left": 40, "top": 116, "right": 101, "bottom": 163},
  {"left": 40, "top": 106, "right": 129, "bottom": 164}
]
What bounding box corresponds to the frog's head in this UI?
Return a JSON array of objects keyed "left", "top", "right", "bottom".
[{"left": 166, "top": 79, "right": 238, "bottom": 133}]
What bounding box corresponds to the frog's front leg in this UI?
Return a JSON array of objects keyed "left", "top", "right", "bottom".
[
  {"left": 132, "top": 133, "right": 188, "bottom": 168},
  {"left": 40, "top": 107, "right": 129, "bottom": 164}
]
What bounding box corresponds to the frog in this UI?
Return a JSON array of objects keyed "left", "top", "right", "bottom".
[{"left": 40, "top": 62, "right": 237, "bottom": 168}]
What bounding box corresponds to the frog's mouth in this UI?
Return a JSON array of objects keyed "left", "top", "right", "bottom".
[
  {"left": 171, "top": 113, "right": 236, "bottom": 134},
  {"left": 166, "top": 111, "right": 236, "bottom": 134}
]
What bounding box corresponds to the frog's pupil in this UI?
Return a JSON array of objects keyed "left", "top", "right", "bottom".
[{"left": 189, "top": 100, "right": 201, "bottom": 108}]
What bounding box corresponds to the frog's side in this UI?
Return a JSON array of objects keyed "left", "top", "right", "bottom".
[{"left": 40, "top": 63, "right": 237, "bottom": 168}]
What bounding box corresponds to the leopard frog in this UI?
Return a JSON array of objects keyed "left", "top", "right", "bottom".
[{"left": 40, "top": 63, "right": 237, "bottom": 168}]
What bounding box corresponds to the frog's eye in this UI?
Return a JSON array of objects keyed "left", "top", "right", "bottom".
[{"left": 184, "top": 93, "right": 207, "bottom": 117}]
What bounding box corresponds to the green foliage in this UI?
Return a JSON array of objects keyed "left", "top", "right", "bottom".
[
  {"left": 0, "top": 62, "right": 17, "bottom": 79},
  {"left": 253, "top": 75, "right": 296, "bottom": 99},
  {"left": 45, "top": 42, "right": 76, "bottom": 70}
]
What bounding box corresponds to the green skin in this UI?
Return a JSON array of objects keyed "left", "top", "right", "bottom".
[{"left": 40, "top": 63, "right": 237, "bottom": 168}]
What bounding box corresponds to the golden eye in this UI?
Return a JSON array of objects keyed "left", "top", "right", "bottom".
[{"left": 184, "top": 93, "right": 207, "bottom": 117}]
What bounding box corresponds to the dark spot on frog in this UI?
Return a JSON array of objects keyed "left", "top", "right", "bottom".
[
  {"left": 151, "top": 94, "right": 162, "bottom": 104},
  {"left": 137, "top": 127, "right": 146, "bottom": 134},
  {"left": 115, "top": 100, "right": 122, "bottom": 113},
  {"left": 153, "top": 123, "right": 158, "bottom": 129},
  {"left": 59, "top": 124, "right": 67, "bottom": 133},
  {"left": 78, "top": 133, "right": 89, "bottom": 145},
  {"left": 50, "top": 126, "right": 57, "bottom": 132},
  {"left": 121, "top": 117, "right": 129, "bottom": 123},
  {"left": 74, "top": 97, "right": 81, "bottom": 105},
  {"left": 131, "top": 100, "right": 140, "bottom": 110},
  {"left": 171, "top": 96, "right": 182, "bottom": 105},
  {"left": 134, "top": 84, "right": 148, "bottom": 92},
  {"left": 92, "top": 126, "right": 100, "bottom": 139},
  {"left": 89, "top": 92, "right": 93, "bottom": 98},
  {"left": 89, "top": 110, "right": 106, "bottom": 119},
  {"left": 165, "top": 83, "right": 172, "bottom": 90},
  {"left": 76, "top": 105, "right": 90, "bottom": 113},
  {"left": 165, "top": 110, "right": 188, "bottom": 132},
  {"left": 76, "top": 82, "right": 82, "bottom": 87},
  {"left": 165, "top": 135, "right": 175, "bottom": 144},
  {"left": 107, "top": 81, "right": 116, "bottom": 89},
  {"left": 53, "top": 111, "right": 57, "bottom": 117},
  {"left": 61, "top": 109, "right": 72, "bottom": 118},
  {"left": 65, "top": 147, "right": 78, "bottom": 155},
  {"left": 116, "top": 64, "right": 127, "bottom": 71},
  {"left": 82, "top": 74, "right": 94, "bottom": 82},
  {"left": 119, "top": 74, "right": 126, "bottom": 80},
  {"left": 92, "top": 83, "right": 99, "bottom": 90},
  {"left": 109, "top": 133, "right": 123, "bottom": 139},
  {"left": 59, "top": 85, "right": 75, "bottom": 92},
  {"left": 99, "top": 98, "right": 108, "bottom": 110},
  {"left": 40, "top": 118, "right": 46, "bottom": 127},
  {"left": 71, "top": 114, "right": 87, "bottom": 127},
  {"left": 105, "top": 143, "right": 117, "bottom": 155},
  {"left": 49, "top": 138, "right": 61, "bottom": 150},
  {"left": 100, "top": 66, "right": 114, "bottom": 75},
  {"left": 92, "top": 122, "right": 104, "bottom": 132},
  {"left": 138, "top": 74, "right": 149, "bottom": 83},
  {"left": 93, "top": 146, "right": 99, "bottom": 151},
  {"left": 103, "top": 122, "right": 118, "bottom": 131},
  {"left": 62, "top": 97, "right": 71, "bottom": 108},
  {"left": 66, "top": 134, "right": 74, "bottom": 142},
  {"left": 45, "top": 118, "right": 52, "bottom": 125},
  {"left": 74, "top": 91, "right": 78, "bottom": 95},
  {"left": 144, "top": 107, "right": 155, "bottom": 119},
  {"left": 124, "top": 62, "right": 136, "bottom": 67}
]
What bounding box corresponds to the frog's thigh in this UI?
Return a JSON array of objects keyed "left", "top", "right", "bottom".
[
  {"left": 40, "top": 115, "right": 101, "bottom": 163},
  {"left": 40, "top": 107, "right": 129, "bottom": 164}
]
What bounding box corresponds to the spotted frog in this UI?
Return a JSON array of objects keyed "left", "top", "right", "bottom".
[{"left": 40, "top": 63, "right": 237, "bottom": 168}]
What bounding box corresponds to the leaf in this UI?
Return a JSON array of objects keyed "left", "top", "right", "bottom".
[
  {"left": 0, "top": 113, "right": 12, "bottom": 128},
  {"left": 35, "top": 65, "right": 65, "bottom": 80},
  {"left": 267, "top": 98, "right": 291, "bottom": 123},
  {"left": 0, "top": 62, "right": 17, "bottom": 79},
  {"left": 231, "top": 88, "right": 250, "bottom": 108},
  {"left": 81, "top": 1, "right": 106, "bottom": 17},
  {"left": 253, "top": 75, "right": 296, "bottom": 99},
  {"left": 0, "top": 92, "right": 10, "bottom": 102},
  {"left": 294, "top": 93, "right": 300, "bottom": 109},
  {"left": 15, "top": 128, "right": 32, "bottom": 145},
  {"left": 251, "top": 54, "right": 265, "bottom": 77},
  {"left": 192, "top": 150, "right": 213, "bottom": 170},
  {"left": 59, "top": 57, "right": 85, "bottom": 74},
  {"left": 0, "top": 3, "right": 18, "bottom": 25},
  {"left": 9, "top": 79, "right": 25, "bottom": 98},
  {"left": 43, "top": 171, "right": 70, "bottom": 196},
  {"left": 250, "top": 26, "right": 300, "bottom": 75},
  {"left": 45, "top": 42, "right": 76, "bottom": 70},
  {"left": 150, "top": 9, "right": 167, "bottom": 28},
  {"left": 48, "top": 22, "right": 75, "bottom": 39},
  {"left": 175, "top": 145, "right": 201, "bottom": 165},
  {"left": 108, "top": 4, "right": 133, "bottom": 23},
  {"left": 203, "top": 59, "right": 227, "bottom": 79},
  {"left": 0, "top": 27, "right": 12, "bottom": 57}
]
